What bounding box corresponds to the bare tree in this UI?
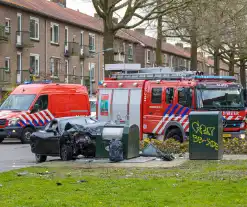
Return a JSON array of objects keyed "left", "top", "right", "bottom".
[
  {"left": 161, "top": 0, "right": 213, "bottom": 70},
  {"left": 91, "top": 0, "right": 190, "bottom": 71}
]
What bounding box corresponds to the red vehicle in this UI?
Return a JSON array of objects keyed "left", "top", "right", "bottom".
[
  {"left": 97, "top": 71, "right": 246, "bottom": 142},
  {"left": 0, "top": 81, "right": 90, "bottom": 144}
]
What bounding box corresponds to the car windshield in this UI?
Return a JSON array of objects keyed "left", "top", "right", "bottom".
[
  {"left": 90, "top": 101, "right": 96, "bottom": 112},
  {"left": 0, "top": 94, "right": 36, "bottom": 111},
  {"left": 196, "top": 88, "right": 244, "bottom": 110}
]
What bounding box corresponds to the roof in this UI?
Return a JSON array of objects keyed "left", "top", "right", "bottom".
[
  {"left": 0, "top": 0, "right": 139, "bottom": 43},
  {"left": 12, "top": 83, "right": 88, "bottom": 94},
  {"left": 124, "top": 29, "right": 191, "bottom": 59}
]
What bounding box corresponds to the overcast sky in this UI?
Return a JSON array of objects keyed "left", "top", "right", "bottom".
[{"left": 67, "top": 0, "right": 96, "bottom": 16}]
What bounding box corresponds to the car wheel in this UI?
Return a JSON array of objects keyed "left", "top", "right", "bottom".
[
  {"left": 21, "top": 127, "right": 35, "bottom": 144},
  {"left": 35, "top": 154, "right": 47, "bottom": 163},
  {"left": 166, "top": 128, "right": 183, "bottom": 143},
  {"left": 0, "top": 138, "right": 4, "bottom": 144},
  {"left": 60, "top": 144, "right": 73, "bottom": 161}
]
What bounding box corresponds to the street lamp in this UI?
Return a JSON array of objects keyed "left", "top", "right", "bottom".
[
  {"left": 97, "top": 47, "right": 113, "bottom": 83},
  {"left": 89, "top": 47, "right": 113, "bottom": 97}
]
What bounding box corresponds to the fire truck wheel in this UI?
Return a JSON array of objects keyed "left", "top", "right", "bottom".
[
  {"left": 166, "top": 128, "right": 183, "bottom": 143},
  {"left": 21, "top": 127, "right": 35, "bottom": 144}
]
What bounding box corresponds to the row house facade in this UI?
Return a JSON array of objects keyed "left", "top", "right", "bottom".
[{"left": 0, "top": 0, "right": 138, "bottom": 97}]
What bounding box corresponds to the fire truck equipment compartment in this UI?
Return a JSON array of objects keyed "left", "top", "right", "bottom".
[
  {"left": 96, "top": 124, "right": 140, "bottom": 159},
  {"left": 189, "top": 111, "right": 223, "bottom": 160}
]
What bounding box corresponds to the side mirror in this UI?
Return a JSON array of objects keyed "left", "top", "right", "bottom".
[{"left": 31, "top": 104, "right": 39, "bottom": 113}]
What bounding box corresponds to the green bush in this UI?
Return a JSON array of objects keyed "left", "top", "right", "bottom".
[{"left": 140, "top": 137, "right": 247, "bottom": 155}]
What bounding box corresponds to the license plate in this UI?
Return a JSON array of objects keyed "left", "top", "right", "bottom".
[{"left": 223, "top": 134, "right": 231, "bottom": 138}]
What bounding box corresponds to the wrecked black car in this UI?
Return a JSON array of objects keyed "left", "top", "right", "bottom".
[{"left": 30, "top": 116, "right": 105, "bottom": 163}]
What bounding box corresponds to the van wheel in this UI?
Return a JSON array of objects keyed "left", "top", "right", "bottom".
[
  {"left": 35, "top": 154, "right": 47, "bottom": 163},
  {"left": 21, "top": 127, "right": 35, "bottom": 144},
  {"left": 60, "top": 144, "right": 73, "bottom": 161},
  {"left": 166, "top": 128, "right": 183, "bottom": 143}
]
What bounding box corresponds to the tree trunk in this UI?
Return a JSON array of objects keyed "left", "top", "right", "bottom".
[
  {"left": 156, "top": 15, "right": 162, "bottom": 66},
  {"left": 103, "top": 23, "right": 115, "bottom": 77},
  {"left": 213, "top": 48, "right": 220, "bottom": 75},
  {"left": 229, "top": 52, "right": 235, "bottom": 76},
  {"left": 190, "top": 29, "right": 198, "bottom": 71},
  {"left": 240, "top": 59, "right": 246, "bottom": 89}
]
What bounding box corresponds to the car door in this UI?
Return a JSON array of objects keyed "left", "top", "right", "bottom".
[{"left": 40, "top": 121, "right": 60, "bottom": 155}]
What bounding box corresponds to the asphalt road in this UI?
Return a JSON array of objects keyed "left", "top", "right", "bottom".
[{"left": 0, "top": 138, "right": 58, "bottom": 172}]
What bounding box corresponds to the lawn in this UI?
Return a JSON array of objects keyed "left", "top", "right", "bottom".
[{"left": 1, "top": 160, "right": 247, "bottom": 207}]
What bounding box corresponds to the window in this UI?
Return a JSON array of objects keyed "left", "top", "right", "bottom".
[
  {"left": 5, "top": 18, "right": 10, "bottom": 33},
  {"left": 166, "top": 88, "right": 174, "bottom": 104},
  {"left": 146, "top": 49, "right": 151, "bottom": 63},
  {"left": 89, "top": 63, "right": 95, "bottom": 80},
  {"left": 30, "top": 17, "right": 39, "bottom": 40},
  {"left": 89, "top": 33, "right": 95, "bottom": 51},
  {"left": 30, "top": 54, "right": 39, "bottom": 76},
  {"left": 50, "top": 23, "right": 59, "bottom": 44},
  {"left": 80, "top": 61, "right": 84, "bottom": 84},
  {"left": 50, "top": 57, "right": 60, "bottom": 77},
  {"left": 17, "top": 53, "right": 22, "bottom": 82},
  {"left": 65, "top": 26, "right": 68, "bottom": 46},
  {"left": 32, "top": 95, "right": 48, "bottom": 113},
  {"left": 178, "top": 88, "right": 192, "bottom": 107},
  {"left": 4, "top": 57, "right": 10, "bottom": 72},
  {"left": 128, "top": 44, "right": 133, "bottom": 60},
  {"left": 80, "top": 31, "right": 83, "bottom": 46},
  {"left": 17, "top": 13, "right": 22, "bottom": 31},
  {"left": 73, "top": 66, "right": 76, "bottom": 76},
  {"left": 152, "top": 88, "right": 162, "bottom": 104},
  {"left": 65, "top": 60, "right": 69, "bottom": 76}
]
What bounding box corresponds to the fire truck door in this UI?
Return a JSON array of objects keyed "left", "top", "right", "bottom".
[
  {"left": 112, "top": 89, "right": 129, "bottom": 121},
  {"left": 148, "top": 87, "right": 164, "bottom": 115}
]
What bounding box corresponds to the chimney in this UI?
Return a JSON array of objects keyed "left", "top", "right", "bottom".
[
  {"left": 50, "top": 0, "right": 66, "bottom": 8},
  {"left": 94, "top": 13, "right": 101, "bottom": 19},
  {"left": 112, "top": 17, "right": 118, "bottom": 24},
  {"left": 175, "top": 43, "right": 183, "bottom": 48},
  {"left": 134, "top": 28, "right": 145, "bottom": 35},
  {"left": 184, "top": 47, "right": 191, "bottom": 53}
]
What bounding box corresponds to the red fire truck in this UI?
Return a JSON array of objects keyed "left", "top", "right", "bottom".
[{"left": 97, "top": 70, "right": 246, "bottom": 142}]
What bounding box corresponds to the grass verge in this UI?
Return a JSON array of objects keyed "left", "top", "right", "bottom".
[{"left": 1, "top": 160, "right": 247, "bottom": 207}]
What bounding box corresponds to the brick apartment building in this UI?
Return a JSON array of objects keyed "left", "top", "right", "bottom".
[{"left": 0, "top": 0, "right": 240, "bottom": 100}]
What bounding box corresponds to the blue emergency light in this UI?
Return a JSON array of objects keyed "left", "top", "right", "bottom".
[
  {"left": 98, "top": 80, "right": 104, "bottom": 85},
  {"left": 24, "top": 80, "right": 53, "bottom": 84},
  {"left": 194, "top": 75, "right": 236, "bottom": 81}
]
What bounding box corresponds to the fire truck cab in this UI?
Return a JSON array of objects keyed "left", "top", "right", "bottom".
[
  {"left": 97, "top": 70, "right": 246, "bottom": 142},
  {"left": 0, "top": 81, "right": 90, "bottom": 144}
]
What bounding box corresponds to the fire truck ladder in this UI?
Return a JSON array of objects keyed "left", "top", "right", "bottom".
[{"left": 111, "top": 71, "right": 237, "bottom": 82}]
